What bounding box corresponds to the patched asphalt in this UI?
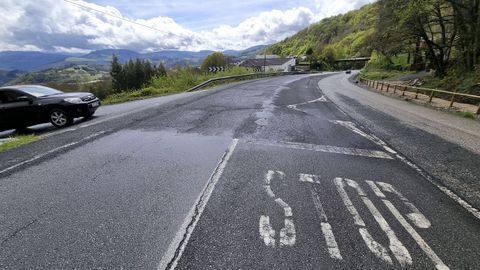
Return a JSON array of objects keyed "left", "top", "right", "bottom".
[{"left": 1, "top": 73, "right": 479, "bottom": 269}]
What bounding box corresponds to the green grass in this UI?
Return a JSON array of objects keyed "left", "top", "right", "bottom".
[
  {"left": 0, "top": 135, "right": 38, "bottom": 153},
  {"left": 360, "top": 69, "right": 415, "bottom": 80},
  {"left": 454, "top": 111, "right": 477, "bottom": 119},
  {"left": 102, "top": 66, "right": 255, "bottom": 105}
]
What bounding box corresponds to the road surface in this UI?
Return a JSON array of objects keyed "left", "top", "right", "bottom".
[{"left": 1, "top": 73, "right": 479, "bottom": 269}]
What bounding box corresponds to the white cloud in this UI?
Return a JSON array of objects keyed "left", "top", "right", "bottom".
[{"left": 0, "top": 0, "right": 375, "bottom": 53}]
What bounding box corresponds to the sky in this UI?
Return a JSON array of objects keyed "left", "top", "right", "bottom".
[{"left": 0, "top": 0, "right": 376, "bottom": 53}]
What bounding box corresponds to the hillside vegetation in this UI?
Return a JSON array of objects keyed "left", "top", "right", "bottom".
[
  {"left": 270, "top": 0, "right": 480, "bottom": 99},
  {"left": 269, "top": 3, "right": 378, "bottom": 60}
]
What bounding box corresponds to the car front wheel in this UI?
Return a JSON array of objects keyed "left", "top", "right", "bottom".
[{"left": 49, "top": 109, "right": 73, "bottom": 128}]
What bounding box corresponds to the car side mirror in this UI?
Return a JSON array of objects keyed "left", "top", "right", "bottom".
[{"left": 17, "top": 96, "right": 32, "bottom": 104}]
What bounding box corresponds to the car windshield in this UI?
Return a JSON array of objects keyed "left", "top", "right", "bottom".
[{"left": 19, "top": 86, "right": 63, "bottom": 97}]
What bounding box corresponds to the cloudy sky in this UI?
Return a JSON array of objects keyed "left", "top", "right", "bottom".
[{"left": 0, "top": 0, "right": 375, "bottom": 53}]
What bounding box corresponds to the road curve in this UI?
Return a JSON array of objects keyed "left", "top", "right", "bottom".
[{"left": 1, "top": 74, "right": 479, "bottom": 269}]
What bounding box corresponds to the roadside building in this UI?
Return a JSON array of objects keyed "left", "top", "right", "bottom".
[{"left": 239, "top": 57, "right": 296, "bottom": 72}]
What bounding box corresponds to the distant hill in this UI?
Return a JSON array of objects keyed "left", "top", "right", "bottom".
[
  {"left": 0, "top": 45, "right": 268, "bottom": 85},
  {"left": 0, "top": 70, "right": 26, "bottom": 85},
  {"left": 8, "top": 64, "right": 109, "bottom": 85},
  {"left": 0, "top": 51, "right": 69, "bottom": 72},
  {"left": 268, "top": 3, "right": 378, "bottom": 59}
]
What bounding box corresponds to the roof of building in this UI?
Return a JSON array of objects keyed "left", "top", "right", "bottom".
[{"left": 240, "top": 58, "right": 295, "bottom": 67}]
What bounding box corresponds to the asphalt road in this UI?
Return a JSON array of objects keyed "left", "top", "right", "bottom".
[{"left": 1, "top": 73, "right": 479, "bottom": 269}]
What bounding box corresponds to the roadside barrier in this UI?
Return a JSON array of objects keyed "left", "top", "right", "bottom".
[
  {"left": 186, "top": 71, "right": 305, "bottom": 92},
  {"left": 360, "top": 78, "right": 480, "bottom": 115}
]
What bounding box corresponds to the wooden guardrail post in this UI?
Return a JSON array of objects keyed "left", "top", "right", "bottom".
[
  {"left": 381, "top": 82, "right": 384, "bottom": 91},
  {"left": 386, "top": 84, "right": 390, "bottom": 93},
  {"left": 402, "top": 86, "right": 406, "bottom": 96},
  {"left": 429, "top": 90, "right": 434, "bottom": 103},
  {"left": 449, "top": 90, "right": 457, "bottom": 108},
  {"left": 393, "top": 85, "right": 397, "bottom": 94},
  {"left": 415, "top": 88, "right": 419, "bottom": 99},
  {"left": 477, "top": 104, "right": 480, "bottom": 115}
]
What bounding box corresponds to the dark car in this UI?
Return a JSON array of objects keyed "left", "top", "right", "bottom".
[
  {"left": 0, "top": 85, "right": 100, "bottom": 132},
  {"left": 345, "top": 70, "right": 352, "bottom": 74}
]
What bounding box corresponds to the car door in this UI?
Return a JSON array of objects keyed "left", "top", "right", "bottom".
[{"left": 0, "top": 90, "right": 32, "bottom": 129}]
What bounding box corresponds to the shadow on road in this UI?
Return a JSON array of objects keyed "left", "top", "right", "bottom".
[{"left": 0, "top": 116, "right": 99, "bottom": 138}]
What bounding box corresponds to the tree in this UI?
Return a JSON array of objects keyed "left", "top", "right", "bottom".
[
  {"left": 201, "top": 52, "right": 227, "bottom": 71},
  {"left": 110, "top": 54, "right": 123, "bottom": 93},
  {"left": 446, "top": 0, "right": 480, "bottom": 69},
  {"left": 399, "top": 0, "right": 456, "bottom": 77}
]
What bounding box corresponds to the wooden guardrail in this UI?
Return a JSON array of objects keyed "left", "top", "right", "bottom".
[
  {"left": 360, "top": 78, "right": 480, "bottom": 115},
  {"left": 186, "top": 71, "right": 303, "bottom": 92}
]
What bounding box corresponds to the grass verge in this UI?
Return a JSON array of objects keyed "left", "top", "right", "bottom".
[
  {"left": 360, "top": 69, "right": 416, "bottom": 80},
  {"left": 454, "top": 111, "right": 477, "bottom": 119},
  {"left": 102, "top": 67, "right": 260, "bottom": 105},
  {"left": 0, "top": 135, "right": 38, "bottom": 153}
]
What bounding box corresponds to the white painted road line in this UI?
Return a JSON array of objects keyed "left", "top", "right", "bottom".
[
  {"left": 0, "top": 131, "right": 106, "bottom": 175},
  {"left": 332, "top": 120, "right": 480, "bottom": 222},
  {"left": 246, "top": 140, "right": 393, "bottom": 159},
  {"left": 259, "top": 170, "right": 296, "bottom": 248},
  {"left": 287, "top": 96, "right": 328, "bottom": 111},
  {"left": 383, "top": 200, "right": 450, "bottom": 270},
  {"left": 300, "top": 173, "right": 321, "bottom": 184},
  {"left": 346, "top": 178, "right": 411, "bottom": 266},
  {"left": 311, "top": 188, "right": 343, "bottom": 260},
  {"left": 259, "top": 215, "right": 276, "bottom": 247},
  {"left": 158, "top": 139, "right": 239, "bottom": 270},
  {"left": 334, "top": 177, "right": 393, "bottom": 265},
  {"left": 375, "top": 181, "right": 431, "bottom": 229},
  {"left": 362, "top": 196, "right": 412, "bottom": 267}
]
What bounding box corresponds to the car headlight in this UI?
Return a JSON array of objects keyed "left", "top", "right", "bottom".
[{"left": 64, "top": 98, "right": 83, "bottom": 104}]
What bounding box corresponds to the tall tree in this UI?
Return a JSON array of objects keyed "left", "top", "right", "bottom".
[
  {"left": 446, "top": 0, "right": 480, "bottom": 69},
  {"left": 110, "top": 54, "right": 123, "bottom": 93},
  {"left": 399, "top": 0, "right": 456, "bottom": 77}
]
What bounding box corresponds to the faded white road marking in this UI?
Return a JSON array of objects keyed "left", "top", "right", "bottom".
[
  {"left": 375, "top": 182, "right": 431, "bottom": 229},
  {"left": 366, "top": 180, "right": 386, "bottom": 198},
  {"left": 359, "top": 228, "right": 393, "bottom": 265},
  {"left": 334, "top": 178, "right": 393, "bottom": 264},
  {"left": 362, "top": 197, "right": 412, "bottom": 266},
  {"left": 158, "top": 139, "right": 239, "bottom": 270},
  {"left": 334, "top": 178, "right": 365, "bottom": 226},
  {"left": 275, "top": 198, "right": 293, "bottom": 217},
  {"left": 332, "top": 120, "right": 480, "bottom": 221},
  {"left": 259, "top": 215, "right": 276, "bottom": 247},
  {"left": 280, "top": 219, "right": 296, "bottom": 247},
  {"left": 246, "top": 140, "right": 392, "bottom": 159},
  {"left": 260, "top": 170, "right": 296, "bottom": 248},
  {"left": 311, "top": 188, "right": 343, "bottom": 260},
  {"left": 383, "top": 200, "right": 450, "bottom": 270},
  {"left": 299, "top": 173, "right": 320, "bottom": 184},
  {"left": 0, "top": 131, "right": 106, "bottom": 175},
  {"left": 287, "top": 96, "right": 328, "bottom": 111},
  {"left": 346, "top": 178, "right": 411, "bottom": 266}
]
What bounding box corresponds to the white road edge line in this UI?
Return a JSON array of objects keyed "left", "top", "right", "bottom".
[
  {"left": 0, "top": 131, "right": 106, "bottom": 175},
  {"left": 157, "top": 138, "right": 239, "bottom": 270},
  {"left": 332, "top": 120, "right": 480, "bottom": 221}
]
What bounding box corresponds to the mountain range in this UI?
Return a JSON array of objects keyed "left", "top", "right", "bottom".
[{"left": 0, "top": 45, "right": 267, "bottom": 72}]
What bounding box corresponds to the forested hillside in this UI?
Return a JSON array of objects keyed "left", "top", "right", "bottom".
[
  {"left": 270, "top": 0, "right": 480, "bottom": 96},
  {"left": 269, "top": 3, "right": 378, "bottom": 60}
]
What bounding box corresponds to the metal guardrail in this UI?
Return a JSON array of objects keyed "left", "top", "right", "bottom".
[
  {"left": 186, "top": 71, "right": 302, "bottom": 92},
  {"left": 360, "top": 78, "right": 480, "bottom": 115}
]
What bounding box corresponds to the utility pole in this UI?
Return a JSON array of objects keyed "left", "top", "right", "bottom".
[{"left": 264, "top": 52, "right": 267, "bottom": 73}]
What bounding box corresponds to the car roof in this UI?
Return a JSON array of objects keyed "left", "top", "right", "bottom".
[{"left": 0, "top": 85, "right": 47, "bottom": 91}]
